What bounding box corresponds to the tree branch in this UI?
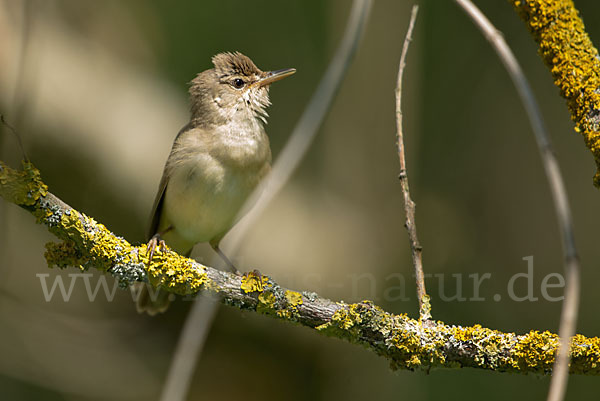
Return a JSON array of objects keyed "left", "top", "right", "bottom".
[
  {"left": 1, "top": 160, "right": 600, "bottom": 375},
  {"left": 511, "top": 0, "right": 600, "bottom": 187}
]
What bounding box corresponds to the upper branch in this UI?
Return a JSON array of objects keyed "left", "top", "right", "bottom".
[{"left": 511, "top": 0, "right": 600, "bottom": 186}]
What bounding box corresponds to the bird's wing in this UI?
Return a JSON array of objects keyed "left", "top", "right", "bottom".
[
  {"left": 146, "top": 168, "right": 169, "bottom": 241},
  {"left": 146, "top": 123, "right": 195, "bottom": 241}
]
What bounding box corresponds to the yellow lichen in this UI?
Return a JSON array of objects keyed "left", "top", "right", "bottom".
[
  {"left": 447, "top": 325, "right": 513, "bottom": 369},
  {"left": 511, "top": 0, "right": 600, "bottom": 186},
  {"left": 285, "top": 290, "right": 303, "bottom": 307},
  {"left": 0, "top": 161, "right": 48, "bottom": 206},
  {"left": 240, "top": 270, "right": 268, "bottom": 293},
  {"left": 570, "top": 334, "right": 600, "bottom": 374},
  {"left": 328, "top": 303, "right": 363, "bottom": 330},
  {"left": 511, "top": 330, "right": 558, "bottom": 372},
  {"left": 53, "top": 210, "right": 131, "bottom": 272},
  {"left": 272, "top": 290, "right": 304, "bottom": 320},
  {"left": 276, "top": 309, "right": 293, "bottom": 319},
  {"left": 419, "top": 294, "right": 432, "bottom": 320},
  {"left": 387, "top": 320, "right": 447, "bottom": 370},
  {"left": 4, "top": 158, "right": 600, "bottom": 373},
  {"left": 44, "top": 240, "right": 85, "bottom": 269},
  {"left": 257, "top": 291, "right": 278, "bottom": 314},
  {"left": 141, "top": 244, "right": 209, "bottom": 295}
]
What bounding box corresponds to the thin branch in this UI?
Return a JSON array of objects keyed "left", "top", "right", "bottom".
[
  {"left": 394, "top": 5, "right": 429, "bottom": 321},
  {"left": 1, "top": 161, "right": 599, "bottom": 375},
  {"left": 228, "top": 0, "right": 374, "bottom": 248},
  {"left": 454, "top": 2, "right": 581, "bottom": 401},
  {"left": 160, "top": 1, "right": 374, "bottom": 400},
  {"left": 1, "top": 0, "right": 35, "bottom": 158},
  {"left": 1, "top": 0, "right": 35, "bottom": 276},
  {"left": 1, "top": 115, "right": 29, "bottom": 162},
  {"left": 158, "top": 292, "right": 220, "bottom": 401}
]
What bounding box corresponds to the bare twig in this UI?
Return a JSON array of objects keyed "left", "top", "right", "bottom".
[
  {"left": 395, "top": 5, "right": 429, "bottom": 320},
  {"left": 159, "top": 2, "right": 373, "bottom": 401},
  {"left": 1, "top": 115, "right": 29, "bottom": 162},
  {"left": 454, "top": 1, "right": 581, "bottom": 400},
  {"left": 1, "top": 0, "right": 35, "bottom": 275},
  {"left": 158, "top": 292, "right": 219, "bottom": 401}
]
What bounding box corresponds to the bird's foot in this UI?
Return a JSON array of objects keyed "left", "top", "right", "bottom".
[
  {"left": 211, "top": 243, "right": 241, "bottom": 275},
  {"left": 147, "top": 234, "right": 167, "bottom": 261},
  {"left": 240, "top": 269, "right": 266, "bottom": 292}
]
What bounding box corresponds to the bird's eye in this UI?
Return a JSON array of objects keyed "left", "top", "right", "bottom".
[{"left": 232, "top": 78, "right": 245, "bottom": 89}]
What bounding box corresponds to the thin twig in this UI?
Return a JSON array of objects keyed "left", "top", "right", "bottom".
[
  {"left": 395, "top": 5, "right": 429, "bottom": 320},
  {"left": 159, "top": 2, "right": 373, "bottom": 401},
  {"left": 1, "top": 116, "right": 29, "bottom": 162},
  {"left": 0, "top": 0, "right": 33, "bottom": 157},
  {"left": 454, "top": 1, "right": 581, "bottom": 400},
  {"left": 1, "top": 0, "right": 35, "bottom": 276}
]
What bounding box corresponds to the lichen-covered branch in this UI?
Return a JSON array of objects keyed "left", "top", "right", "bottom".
[
  {"left": 511, "top": 0, "right": 600, "bottom": 186},
  {"left": 1, "top": 160, "right": 600, "bottom": 375}
]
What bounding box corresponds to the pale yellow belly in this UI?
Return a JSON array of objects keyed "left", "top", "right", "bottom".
[{"left": 162, "top": 153, "right": 266, "bottom": 245}]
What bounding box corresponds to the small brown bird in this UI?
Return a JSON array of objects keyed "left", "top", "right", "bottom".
[{"left": 136, "top": 52, "right": 295, "bottom": 314}]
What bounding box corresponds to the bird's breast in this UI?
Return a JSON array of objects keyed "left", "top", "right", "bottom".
[
  {"left": 162, "top": 126, "right": 271, "bottom": 245},
  {"left": 212, "top": 120, "right": 272, "bottom": 168}
]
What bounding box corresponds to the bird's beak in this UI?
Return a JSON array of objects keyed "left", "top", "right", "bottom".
[{"left": 257, "top": 68, "right": 296, "bottom": 87}]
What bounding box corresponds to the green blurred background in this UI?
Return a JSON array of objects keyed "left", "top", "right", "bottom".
[{"left": 1, "top": 0, "right": 599, "bottom": 400}]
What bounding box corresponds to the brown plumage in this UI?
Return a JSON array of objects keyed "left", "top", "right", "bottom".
[
  {"left": 136, "top": 52, "right": 295, "bottom": 315},
  {"left": 212, "top": 52, "right": 262, "bottom": 78}
]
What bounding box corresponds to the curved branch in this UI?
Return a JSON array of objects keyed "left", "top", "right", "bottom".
[
  {"left": 1, "top": 160, "right": 600, "bottom": 375},
  {"left": 457, "top": 2, "right": 582, "bottom": 400}
]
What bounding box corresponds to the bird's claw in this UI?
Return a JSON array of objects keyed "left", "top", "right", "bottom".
[
  {"left": 147, "top": 234, "right": 167, "bottom": 261},
  {"left": 242, "top": 269, "right": 262, "bottom": 280}
]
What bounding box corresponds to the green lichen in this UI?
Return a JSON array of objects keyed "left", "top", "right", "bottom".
[
  {"left": 512, "top": 0, "right": 600, "bottom": 186},
  {"left": 0, "top": 161, "right": 48, "bottom": 206}
]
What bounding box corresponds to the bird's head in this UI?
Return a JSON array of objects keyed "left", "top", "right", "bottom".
[{"left": 190, "top": 52, "right": 295, "bottom": 126}]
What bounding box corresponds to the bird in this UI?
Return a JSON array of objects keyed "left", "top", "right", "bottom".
[{"left": 136, "top": 52, "right": 295, "bottom": 315}]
